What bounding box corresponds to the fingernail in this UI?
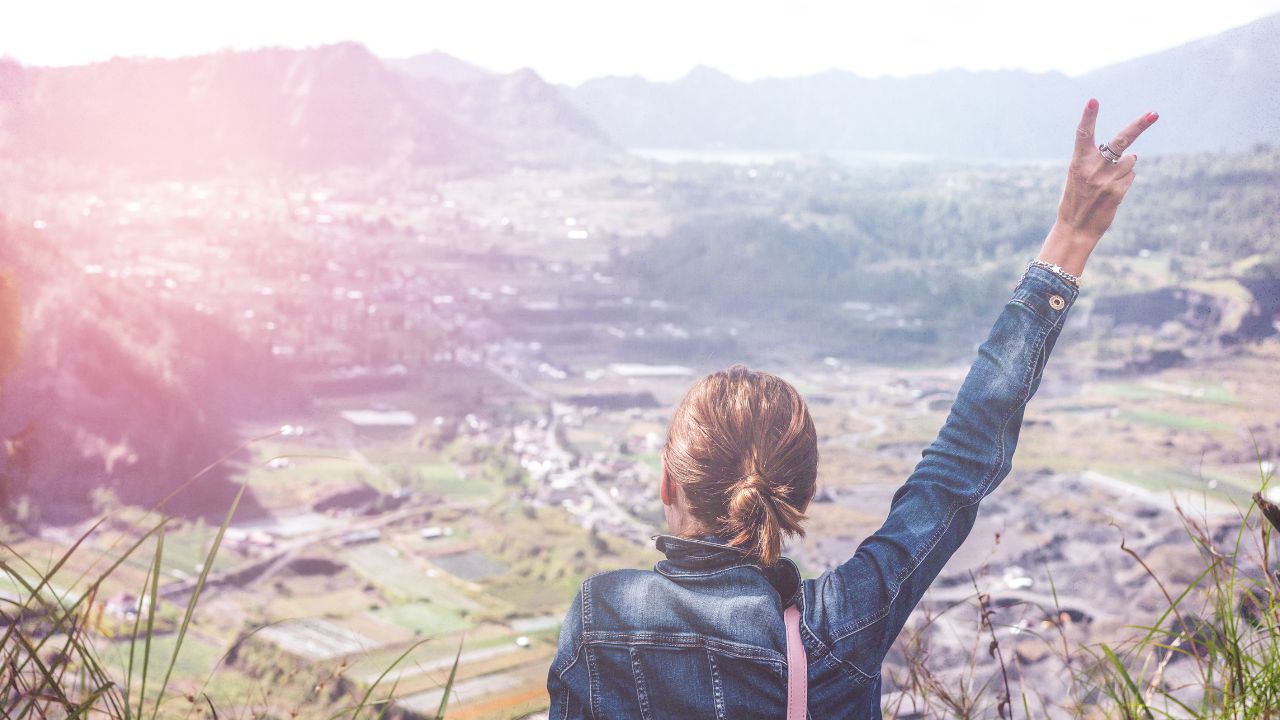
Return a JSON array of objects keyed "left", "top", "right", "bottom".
[
  {"left": 1146, "top": 111, "right": 1159, "bottom": 123},
  {"left": 1087, "top": 98, "right": 1098, "bottom": 111}
]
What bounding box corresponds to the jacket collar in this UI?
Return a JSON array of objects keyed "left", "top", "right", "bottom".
[
  {"left": 652, "top": 533, "right": 802, "bottom": 606},
  {"left": 654, "top": 533, "right": 749, "bottom": 568}
]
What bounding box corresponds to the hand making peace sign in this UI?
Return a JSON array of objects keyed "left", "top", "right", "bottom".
[{"left": 1038, "top": 98, "right": 1159, "bottom": 278}]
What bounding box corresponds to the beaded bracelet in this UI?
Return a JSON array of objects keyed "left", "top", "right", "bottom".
[{"left": 1026, "top": 258, "right": 1081, "bottom": 288}]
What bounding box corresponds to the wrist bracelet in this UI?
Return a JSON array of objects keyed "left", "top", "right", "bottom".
[{"left": 1027, "top": 258, "right": 1081, "bottom": 288}]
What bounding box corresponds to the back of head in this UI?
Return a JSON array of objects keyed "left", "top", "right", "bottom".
[{"left": 663, "top": 364, "right": 818, "bottom": 567}]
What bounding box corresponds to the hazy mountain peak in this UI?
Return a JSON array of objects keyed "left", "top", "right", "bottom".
[
  {"left": 0, "top": 42, "right": 614, "bottom": 175},
  {"left": 311, "top": 40, "right": 374, "bottom": 58},
  {"left": 681, "top": 64, "right": 736, "bottom": 84},
  {"left": 504, "top": 66, "right": 548, "bottom": 84},
  {"left": 567, "top": 15, "right": 1280, "bottom": 159},
  {"left": 1082, "top": 10, "right": 1279, "bottom": 80},
  {"left": 386, "top": 50, "right": 493, "bottom": 85}
]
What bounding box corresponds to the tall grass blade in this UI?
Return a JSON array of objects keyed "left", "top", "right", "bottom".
[
  {"left": 5, "top": 518, "right": 166, "bottom": 677},
  {"left": 149, "top": 479, "right": 246, "bottom": 720},
  {"left": 341, "top": 637, "right": 432, "bottom": 720},
  {"left": 67, "top": 682, "right": 115, "bottom": 718},
  {"left": 1101, "top": 644, "right": 1153, "bottom": 719},
  {"left": 437, "top": 636, "right": 465, "bottom": 720},
  {"left": 0, "top": 517, "right": 105, "bottom": 653},
  {"left": 123, "top": 550, "right": 156, "bottom": 720},
  {"left": 375, "top": 676, "right": 402, "bottom": 720},
  {"left": 138, "top": 520, "right": 166, "bottom": 717}
]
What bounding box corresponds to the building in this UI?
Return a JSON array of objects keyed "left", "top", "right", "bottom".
[{"left": 339, "top": 409, "right": 418, "bottom": 439}]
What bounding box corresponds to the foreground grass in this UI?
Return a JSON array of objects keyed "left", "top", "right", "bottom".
[
  {"left": 0, "top": 443, "right": 462, "bottom": 719},
  {"left": 5, "top": 450, "right": 1280, "bottom": 718},
  {"left": 1091, "top": 486, "right": 1280, "bottom": 719},
  {"left": 887, "top": 458, "right": 1280, "bottom": 719}
]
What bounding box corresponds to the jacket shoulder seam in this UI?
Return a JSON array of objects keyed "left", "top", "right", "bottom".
[{"left": 582, "top": 630, "right": 787, "bottom": 664}]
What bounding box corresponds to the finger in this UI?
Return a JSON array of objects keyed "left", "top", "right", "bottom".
[
  {"left": 1116, "top": 172, "right": 1137, "bottom": 196},
  {"left": 1113, "top": 153, "right": 1138, "bottom": 175},
  {"left": 1105, "top": 111, "right": 1159, "bottom": 154},
  {"left": 1074, "top": 98, "right": 1099, "bottom": 158}
]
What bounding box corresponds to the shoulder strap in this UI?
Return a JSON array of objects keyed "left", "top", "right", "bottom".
[{"left": 783, "top": 604, "right": 807, "bottom": 720}]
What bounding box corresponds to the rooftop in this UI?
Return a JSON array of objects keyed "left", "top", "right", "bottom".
[{"left": 339, "top": 409, "right": 418, "bottom": 427}]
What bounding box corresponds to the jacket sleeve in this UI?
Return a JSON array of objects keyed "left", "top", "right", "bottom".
[
  {"left": 803, "top": 264, "right": 1079, "bottom": 679},
  {"left": 547, "top": 588, "right": 590, "bottom": 719}
]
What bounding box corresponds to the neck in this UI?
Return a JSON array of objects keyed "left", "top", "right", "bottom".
[{"left": 663, "top": 503, "right": 707, "bottom": 537}]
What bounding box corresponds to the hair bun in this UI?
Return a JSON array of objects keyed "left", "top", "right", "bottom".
[
  {"left": 723, "top": 466, "right": 806, "bottom": 566},
  {"left": 662, "top": 364, "right": 818, "bottom": 567},
  {"left": 743, "top": 469, "right": 770, "bottom": 494},
  {"left": 727, "top": 472, "right": 768, "bottom": 517}
]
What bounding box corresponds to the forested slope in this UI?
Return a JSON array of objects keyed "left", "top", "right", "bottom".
[
  {"left": 0, "top": 221, "right": 294, "bottom": 522},
  {"left": 613, "top": 147, "right": 1280, "bottom": 362}
]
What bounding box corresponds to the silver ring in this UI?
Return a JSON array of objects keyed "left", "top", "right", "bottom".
[{"left": 1098, "top": 143, "right": 1122, "bottom": 164}]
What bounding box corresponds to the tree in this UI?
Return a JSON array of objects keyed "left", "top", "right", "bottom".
[
  {"left": 0, "top": 272, "right": 20, "bottom": 515},
  {"left": 90, "top": 486, "right": 122, "bottom": 516},
  {"left": 0, "top": 271, "right": 19, "bottom": 397}
]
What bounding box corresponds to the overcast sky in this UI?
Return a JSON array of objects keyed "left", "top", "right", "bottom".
[{"left": 5, "top": 1, "right": 1280, "bottom": 85}]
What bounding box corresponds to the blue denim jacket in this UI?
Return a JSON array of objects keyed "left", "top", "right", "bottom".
[{"left": 547, "top": 265, "right": 1078, "bottom": 719}]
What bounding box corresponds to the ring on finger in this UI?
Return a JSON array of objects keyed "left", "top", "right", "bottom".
[{"left": 1098, "top": 144, "right": 1122, "bottom": 164}]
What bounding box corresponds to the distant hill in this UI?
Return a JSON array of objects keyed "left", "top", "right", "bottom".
[
  {"left": 0, "top": 221, "right": 287, "bottom": 522},
  {"left": 385, "top": 51, "right": 494, "bottom": 85},
  {"left": 566, "top": 13, "right": 1280, "bottom": 159},
  {"left": 0, "top": 43, "right": 616, "bottom": 177},
  {"left": 394, "top": 63, "right": 618, "bottom": 168},
  {"left": 1075, "top": 13, "right": 1280, "bottom": 157},
  {"left": 609, "top": 145, "right": 1280, "bottom": 363}
]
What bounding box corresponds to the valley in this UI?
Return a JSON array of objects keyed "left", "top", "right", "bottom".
[{"left": 3, "top": 147, "right": 1278, "bottom": 716}]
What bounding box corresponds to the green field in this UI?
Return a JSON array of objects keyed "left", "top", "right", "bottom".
[
  {"left": 1117, "top": 409, "right": 1233, "bottom": 432},
  {"left": 362, "top": 446, "right": 497, "bottom": 499},
  {"left": 402, "top": 462, "right": 493, "bottom": 498},
  {"left": 100, "top": 631, "right": 224, "bottom": 688},
  {"left": 340, "top": 543, "right": 482, "bottom": 609},
  {"left": 1099, "top": 465, "right": 1254, "bottom": 505},
  {"left": 489, "top": 580, "right": 577, "bottom": 611},
  {"left": 433, "top": 550, "right": 507, "bottom": 581},
  {"left": 1101, "top": 380, "right": 1239, "bottom": 406},
  {"left": 370, "top": 600, "right": 470, "bottom": 635},
  {"left": 269, "top": 584, "right": 382, "bottom": 619},
  {"left": 118, "top": 523, "right": 242, "bottom": 579}
]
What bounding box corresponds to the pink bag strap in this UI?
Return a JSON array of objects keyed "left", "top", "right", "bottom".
[{"left": 784, "top": 604, "right": 808, "bottom": 720}]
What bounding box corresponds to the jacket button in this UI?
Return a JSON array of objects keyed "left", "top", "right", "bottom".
[{"left": 1049, "top": 294, "right": 1066, "bottom": 310}]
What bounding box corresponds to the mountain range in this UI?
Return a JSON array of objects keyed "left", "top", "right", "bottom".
[
  {"left": 566, "top": 12, "right": 1280, "bottom": 160},
  {"left": 0, "top": 14, "right": 1276, "bottom": 173},
  {"left": 0, "top": 43, "right": 617, "bottom": 176}
]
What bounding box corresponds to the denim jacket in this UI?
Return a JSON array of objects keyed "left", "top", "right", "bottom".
[{"left": 547, "top": 265, "right": 1079, "bottom": 719}]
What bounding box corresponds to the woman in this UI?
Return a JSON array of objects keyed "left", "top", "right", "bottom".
[{"left": 547, "top": 99, "right": 1157, "bottom": 719}]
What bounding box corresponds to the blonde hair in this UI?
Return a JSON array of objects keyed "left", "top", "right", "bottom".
[{"left": 662, "top": 364, "right": 818, "bottom": 566}]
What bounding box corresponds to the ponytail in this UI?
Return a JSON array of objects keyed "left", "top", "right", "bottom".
[{"left": 663, "top": 365, "right": 818, "bottom": 567}]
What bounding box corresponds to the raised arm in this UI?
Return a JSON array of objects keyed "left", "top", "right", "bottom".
[{"left": 803, "top": 99, "right": 1159, "bottom": 678}]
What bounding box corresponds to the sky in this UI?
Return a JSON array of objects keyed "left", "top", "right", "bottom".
[{"left": 5, "top": 1, "right": 1280, "bottom": 85}]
